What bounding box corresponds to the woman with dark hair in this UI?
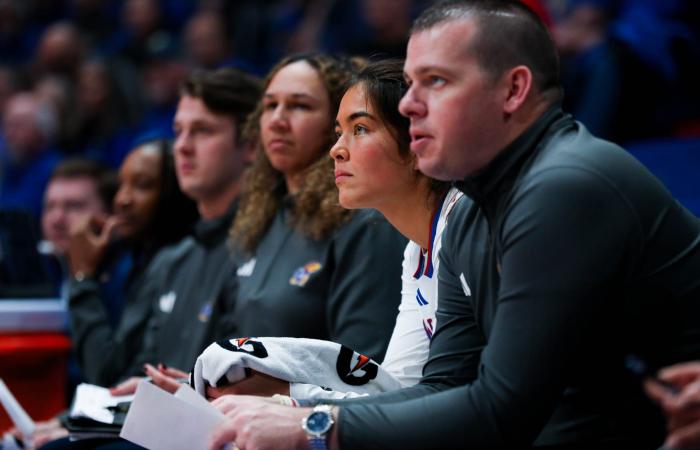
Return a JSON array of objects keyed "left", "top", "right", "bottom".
[
  {"left": 67, "top": 138, "right": 199, "bottom": 387},
  {"left": 327, "top": 59, "right": 461, "bottom": 391},
  {"left": 23, "top": 139, "right": 199, "bottom": 449},
  {"left": 228, "top": 53, "right": 405, "bottom": 362},
  {"left": 198, "top": 59, "right": 462, "bottom": 404},
  {"left": 202, "top": 59, "right": 466, "bottom": 450}
]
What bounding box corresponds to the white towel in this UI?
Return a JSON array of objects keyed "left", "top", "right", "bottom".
[{"left": 192, "top": 337, "right": 403, "bottom": 398}]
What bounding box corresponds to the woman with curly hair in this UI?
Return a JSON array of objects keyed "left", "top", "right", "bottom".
[
  {"left": 197, "top": 59, "right": 464, "bottom": 404},
  {"left": 228, "top": 53, "right": 405, "bottom": 371}
]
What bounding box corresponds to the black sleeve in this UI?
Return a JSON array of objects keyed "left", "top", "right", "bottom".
[
  {"left": 338, "top": 168, "right": 637, "bottom": 448},
  {"left": 210, "top": 268, "right": 239, "bottom": 342},
  {"left": 117, "top": 253, "right": 171, "bottom": 380},
  {"left": 326, "top": 212, "right": 406, "bottom": 362},
  {"left": 68, "top": 272, "right": 152, "bottom": 387}
]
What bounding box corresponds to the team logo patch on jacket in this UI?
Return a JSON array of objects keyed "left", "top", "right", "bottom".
[
  {"left": 198, "top": 302, "right": 213, "bottom": 322},
  {"left": 289, "top": 261, "right": 322, "bottom": 286},
  {"left": 217, "top": 337, "right": 269, "bottom": 358},
  {"left": 237, "top": 258, "right": 256, "bottom": 277},
  {"left": 335, "top": 345, "right": 378, "bottom": 386},
  {"left": 158, "top": 291, "right": 176, "bottom": 313}
]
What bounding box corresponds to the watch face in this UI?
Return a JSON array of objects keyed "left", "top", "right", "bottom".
[{"left": 306, "top": 411, "right": 332, "bottom": 434}]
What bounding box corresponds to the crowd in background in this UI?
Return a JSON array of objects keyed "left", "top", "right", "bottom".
[
  {"left": 0, "top": 0, "right": 699, "bottom": 292},
  {"left": 0, "top": 1, "right": 698, "bottom": 449},
  {"left": 0, "top": 0, "right": 698, "bottom": 269}
]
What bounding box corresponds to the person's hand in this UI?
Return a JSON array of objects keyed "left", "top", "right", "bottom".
[
  {"left": 9, "top": 417, "right": 68, "bottom": 449},
  {"left": 144, "top": 363, "right": 189, "bottom": 394},
  {"left": 207, "top": 396, "right": 310, "bottom": 450},
  {"left": 645, "top": 361, "right": 700, "bottom": 449},
  {"left": 67, "top": 214, "right": 119, "bottom": 278},
  {"left": 109, "top": 376, "right": 143, "bottom": 396},
  {"left": 211, "top": 394, "right": 279, "bottom": 415},
  {"left": 205, "top": 369, "right": 290, "bottom": 400}
]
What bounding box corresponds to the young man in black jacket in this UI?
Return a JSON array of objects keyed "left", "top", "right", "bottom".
[{"left": 107, "top": 68, "right": 263, "bottom": 392}]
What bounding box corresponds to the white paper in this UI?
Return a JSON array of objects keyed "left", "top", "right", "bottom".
[
  {"left": 0, "top": 378, "right": 36, "bottom": 437},
  {"left": 70, "top": 383, "right": 134, "bottom": 424},
  {"left": 120, "top": 380, "right": 224, "bottom": 450},
  {"left": 174, "top": 384, "right": 214, "bottom": 411}
]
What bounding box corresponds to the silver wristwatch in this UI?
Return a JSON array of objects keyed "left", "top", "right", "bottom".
[{"left": 301, "top": 405, "right": 335, "bottom": 450}]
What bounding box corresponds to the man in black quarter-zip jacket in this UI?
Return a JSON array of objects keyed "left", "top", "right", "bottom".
[
  {"left": 203, "top": 2, "right": 700, "bottom": 450},
  {"left": 333, "top": 1, "right": 700, "bottom": 449}
]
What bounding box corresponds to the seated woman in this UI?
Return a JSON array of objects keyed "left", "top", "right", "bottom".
[
  {"left": 194, "top": 59, "right": 463, "bottom": 404},
  {"left": 225, "top": 53, "right": 405, "bottom": 359},
  {"left": 27, "top": 140, "right": 198, "bottom": 449},
  {"left": 34, "top": 55, "right": 407, "bottom": 450},
  {"left": 145, "top": 54, "right": 408, "bottom": 399},
  {"left": 68, "top": 139, "right": 199, "bottom": 387}
]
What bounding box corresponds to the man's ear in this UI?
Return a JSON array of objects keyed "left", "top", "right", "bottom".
[{"left": 503, "top": 65, "right": 532, "bottom": 114}]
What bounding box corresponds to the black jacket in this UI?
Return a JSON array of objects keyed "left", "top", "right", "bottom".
[
  {"left": 339, "top": 107, "right": 700, "bottom": 449},
  {"left": 126, "top": 202, "right": 239, "bottom": 376}
]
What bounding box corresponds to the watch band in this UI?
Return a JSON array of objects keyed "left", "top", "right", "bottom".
[
  {"left": 302, "top": 405, "right": 334, "bottom": 450},
  {"left": 307, "top": 436, "right": 328, "bottom": 450}
]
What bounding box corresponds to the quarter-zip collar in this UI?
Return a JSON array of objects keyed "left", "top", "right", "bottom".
[
  {"left": 455, "top": 105, "right": 567, "bottom": 209},
  {"left": 193, "top": 198, "right": 239, "bottom": 248}
]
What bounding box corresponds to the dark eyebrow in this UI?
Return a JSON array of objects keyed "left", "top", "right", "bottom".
[
  {"left": 263, "top": 92, "right": 317, "bottom": 101},
  {"left": 348, "top": 111, "right": 375, "bottom": 121},
  {"left": 336, "top": 110, "right": 376, "bottom": 128}
]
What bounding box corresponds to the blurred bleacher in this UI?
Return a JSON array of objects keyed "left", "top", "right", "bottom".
[{"left": 626, "top": 136, "right": 700, "bottom": 216}]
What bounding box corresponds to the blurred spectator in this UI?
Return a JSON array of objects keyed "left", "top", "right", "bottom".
[
  {"left": 183, "top": 9, "right": 260, "bottom": 74},
  {"left": 261, "top": 0, "right": 337, "bottom": 64},
  {"left": 67, "top": 0, "right": 120, "bottom": 52},
  {"left": 40, "top": 158, "right": 117, "bottom": 293},
  {"left": 554, "top": 0, "right": 700, "bottom": 143},
  {"left": 0, "top": 65, "right": 19, "bottom": 113},
  {"left": 325, "top": 0, "right": 417, "bottom": 58},
  {"left": 34, "top": 74, "right": 77, "bottom": 153},
  {"left": 133, "top": 33, "right": 187, "bottom": 143},
  {"left": 222, "top": 1, "right": 269, "bottom": 72},
  {"left": 324, "top": 0, "right": 545, "bottom": 61},
  {"left": 32, "top": 21, "right": 84, "bottom": 82},
  {"left": 106, "top": 0, "right": 170, "bottom": 66},
  {"left": 0, "top": 92, "right": 62, "bottom": 218},
  {"left": 41, "top": 159, "right": 115, "bottom": 257},
  {"left": 0, "top": 0, "right": 695, "bottom": 155},
  {"left": 0, "top": 0, "right": 42, "bottom": 67},
  {"left": 184, "top": 11, "right": 230, "bottom": 70},
  {"left": 70, "top": 59, "right": 137, "bottom": 167}
]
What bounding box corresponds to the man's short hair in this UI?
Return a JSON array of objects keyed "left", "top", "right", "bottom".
[
  {"left": 412, "top": 0, "right": 562, "bottom": 102},
  {"left": 49, "top": 158, "right": 117, "bottom": 211},
  {"left": 181, "top": 68, "right": 262, "bottom": 142}
]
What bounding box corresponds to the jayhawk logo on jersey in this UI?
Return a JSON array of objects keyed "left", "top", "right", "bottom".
[
  {"left": 217, "top": 337, "right": 269, "bottom": 359},
  {"left": 289, "top": 261, "right": 322, "bottom": 286},
  {"left": 335, "top": 345, "right": 379, "bottom": 386}
]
